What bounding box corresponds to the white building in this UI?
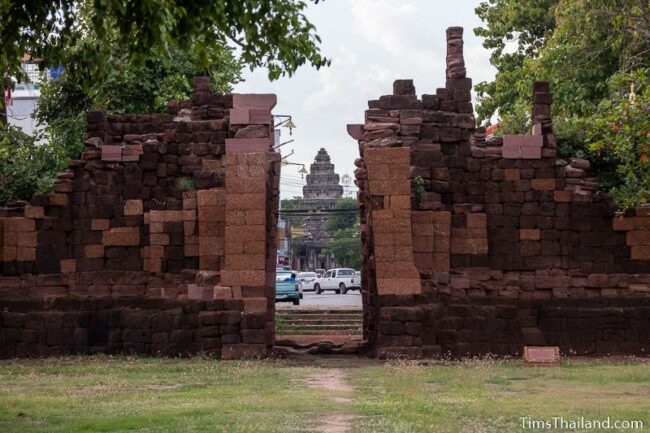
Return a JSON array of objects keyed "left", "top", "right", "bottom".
[{"left": 6, "top": 62, "right": 49, "bottom": 136}]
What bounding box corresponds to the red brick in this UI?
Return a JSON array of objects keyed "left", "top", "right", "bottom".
[
  {"left": 103, "top": 227, "right": 140, "bottom": 246},
  {"left": 49, "top": 193, "right": 69, "bottom": 207},
  {"left": 244, "top": 298, "right": 267, "bottom": 313},
  {"left": 196, "top": 189, "right": 226, "bottom": 207},
  {"left": 124, "top": 199, "right": 143, "bottom": 216},
  {"left": 229, "top": 108, "right": 250, "bottom": 124},
  {"left": 531, "top": 178, "right": 556, "bottom": 191},
  {"left": 150, "top": 233, "right": 170, "bottom": 246},
  {"left": 60, "top": 259, "right": 76, "bottom": 273},
  {"left": 627, "top": 231, "right": 650, "bottom": 246},
  {"left": 2, "top": 246, "right": 16, "bottom": 261},
  {"left": 377, "top": 277, "right": 420, "bottom": 295},
  {"left": 504, "top": 169, "right": 520, "bottom": 181},
  {"left": 24, "top": 206, "right": 44, "bottom": 219},
  {"left": 4, "top": 218, "right": 35, "bottom": 232},
  {"left": 554, "top": 190, "right": 573, "bottom": 202},
  {"left": 520, "top": 229, "right": 541, "bottom": 241},
  {"left": 198, "top": 206, "right": 226, "bottom": 222},
  {"left": 85, "top": 245, "right": 104, "bottom": 258},
  {"left": 450, "top": 238, "right": 488, "bottom": 255},
  {"left": 232, "top": 93, "right": 277, "bottom": 109},
  {"left": 199, "top": 236, "right": 224, "bottom": 256},
  {"left": 612, "top": 217, "right": 634, "bottom": 231},
  {"left": 225, "top": 138, "right": 271, "bottom": 154},
  {"left": 225, "top": 254, "right": 265, "bottom": 270},
  {"left": 226, "top": 193, "right": 265, "bottom": 210},
  {"left": 221, "top": 344, "right": 267, "bottom": 359},
  {"left": 91, "top": 219, "right": 110, "bottom": 231},
  {"left": 432, "top": 211, "right": 451, "bottom": 224},
  {"left": 364, "top": 147, "right": 410, "bottom": 164},
  {"left": 16, "top": 247, "right": 36, "bottom": 261},
  {"left": 466, "top": 213, "right": 486, "bottom": 229},
  {"left": 634, "top": 217, "right": 650, "bottom": 230},
  {"left": 16, "top": 232, "right": 37, "bottom": 247},
  {"left": 221, "top": 270, "right": 266, "bottom": 286}
]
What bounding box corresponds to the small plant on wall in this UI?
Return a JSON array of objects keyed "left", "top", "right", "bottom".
[
  {"left": 413, "top": 176, "right": 425, "bottom": 207},
  {"left": 177, "top": 178, "right": 196, "bottom": 192}
]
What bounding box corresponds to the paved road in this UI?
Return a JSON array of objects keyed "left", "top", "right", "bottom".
[{"left": 276, "top": 291, "right": 362, "bottom": 309}]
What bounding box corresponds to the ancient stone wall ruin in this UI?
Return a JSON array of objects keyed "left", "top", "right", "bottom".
[
  {"left": 2, "top": 27, "right": 650, "bottom": 360},
  {"left": 348, "top": 27, "right": 650, "bottom": 358},
  {"left": 0, "top": 78, "right": 280, "bottom": 358}
]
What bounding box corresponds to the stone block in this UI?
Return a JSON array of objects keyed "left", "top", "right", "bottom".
[
  {"left": 16, "top": 247, "right": 36, "bottom": 261},
  {"left": 225, "top": 138, "right": 271, "bottom": 153},
  {"left": 91, "top": 219, "right": 110, "bottom": 231},
  {"left": 229, "top": 108, "right": 250, "bottom": 124},
  {"left": 84, "top": 244, "right": 104, "bottom": 258},
  {"left": 101, "top": 145, "right": 122, "bottom": 161},
  {"left": 221, "top": 270, "right": 266, "bottom": 286},
  {"left": 24, "top": 206, "right": 45, "bottom": 219},
  {"left": 103, "top": 227, "right": 140, "bottom": 246},
  {"left": 124, "top": 200, "right": 143, "bottom": 216},
  {"left": 221, "top": 344, "right": 267, "bottom": 359},
  {"left": 466, "top": 213, "right": 486, "bottom": 229},
  {"left": 60, "top": 259, "right": 76, "bottom": 273},
  {"left": 626, "top": 231, "right": 650, "bottom": 246},
  {"left": 4, "top": 218, "right": 35, "bottom": 232},
  {"left": 553, "top": 191, "right": 573, "bottom": 203},
  {"left": 377, "top": 277, "right": 421, "bottom": 295},
  {"left": 196, "top": 189, "right": 225, "bottom": 207},
  {"left": 520, "top": 229, "right": 541, "bottom": 241},
  {"left": 364, "top": 147, "right": 410, "bottom": 164},
  {"left": 531, "top": 179, "right": 556, "bottom": 191},
  {"left": 244, "top": 297, "right": 267, "bottom": 313},
  {"left": 232, "top": 94, "right": 277, "bottom": 110}
]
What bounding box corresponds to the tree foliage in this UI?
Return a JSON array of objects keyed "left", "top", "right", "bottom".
[
  {"left": 322, "top": 226, "right": 361, "bottom": 270},
  {"left": 322, "top": 197, "right": 360, "bottom": 269},
  {"left": 474, "top": 0, "right": 650, "bottom": 209},
  {"left": 0, "top": 126, "right": 72, "bottom": 205},
  {"left": 589, "top": 70, "right": 650, "bottom": 211},
  {"left": 325, "top": 197, "right": 358, "bottom": 233},
  {"left": 1, "top": 0, "right": 329, "bottom": 80}
]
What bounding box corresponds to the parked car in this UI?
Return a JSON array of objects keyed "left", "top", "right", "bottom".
[
  {"left": 297, "top": 272, "right": 318, "bottom": 292},
  {"left": 275, "top": 270, "right": 300, "bottom": 305},
  {"left": 352, "top": 271, "right": 361, "bottom": 291},
  {"left": 314, "top": 268, "right": 359, "bottom": 294}
]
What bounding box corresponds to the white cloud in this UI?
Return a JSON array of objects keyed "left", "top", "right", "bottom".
[{"left": 350, "top": 0, "right": 444, "bottom": 71}]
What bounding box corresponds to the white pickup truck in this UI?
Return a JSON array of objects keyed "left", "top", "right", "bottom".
[{"left": 314, "top": 268, "right": 361, "bottom": 294}]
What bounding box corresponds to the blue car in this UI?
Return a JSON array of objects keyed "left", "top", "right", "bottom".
[{"left": 275, "top": 271, "right": 300, "bottom": 305}]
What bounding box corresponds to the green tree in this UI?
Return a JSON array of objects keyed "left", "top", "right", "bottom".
[
  {"left": 325, "top": 197, "right": 358, "bottom": 233},
  {"left": 323, "top": 198, "right": 360, "bottom": 268},
  {"left": 322, "top": 226, "right": 361, "bottom": 270},
  {"left": 1, "top": 0, "right": 329, "bottom": 80},
  {"left": 589, "top": 70, "right": 650, "bottom": 211},
  {"left": 474, "top": 0, "right": 650, "bottom": 209},
  {"left": 0, "top": 126, "right": 68, "bottom": 205}
]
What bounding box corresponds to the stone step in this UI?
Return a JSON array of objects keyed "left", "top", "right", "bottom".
[
  {"left": 277, "top": 329, "right": 363, "bottom": 335},
  {"left": 279, "top": 324, "right": 363, "bottom": 332},
  {"left": 277, "top": 314, "right": 363, "bottom": 321},
  {"left": 276, "top": 308, "right": 363, "bottom": 335},
  {"left": 276, "top": 309, "right": 363, "bottom": 315},
  {"left": 281, "top": 319, "right": 362, "bottom": 326}
]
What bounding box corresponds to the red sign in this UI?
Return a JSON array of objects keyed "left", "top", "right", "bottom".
[{"left": 523, "top": 346, "right": 560, "bottom": 366}]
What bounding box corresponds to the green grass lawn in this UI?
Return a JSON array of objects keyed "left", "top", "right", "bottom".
[{"left": 0, "top": 356, "right": 648, "bottom": 433}]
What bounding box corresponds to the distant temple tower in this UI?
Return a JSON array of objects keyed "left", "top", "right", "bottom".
[{"left": 298, "top": 148, "right": 343, "bottom": 270}]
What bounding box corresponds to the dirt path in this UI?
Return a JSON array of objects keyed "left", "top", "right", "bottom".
[{"left": 300, "top": 368, "right": 357, "bottom": 433}]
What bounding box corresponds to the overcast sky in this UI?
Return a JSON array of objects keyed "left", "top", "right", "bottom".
[{"left": 234, "top": 0, "right": 495, "bottom": 199}]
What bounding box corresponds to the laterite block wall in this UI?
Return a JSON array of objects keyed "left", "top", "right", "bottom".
[
  {"left": 348, "top": 27, "right": 650, "bottom": 358},
  {"left": 0, "top": 78, "right": 281, "bottom": 358}
]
